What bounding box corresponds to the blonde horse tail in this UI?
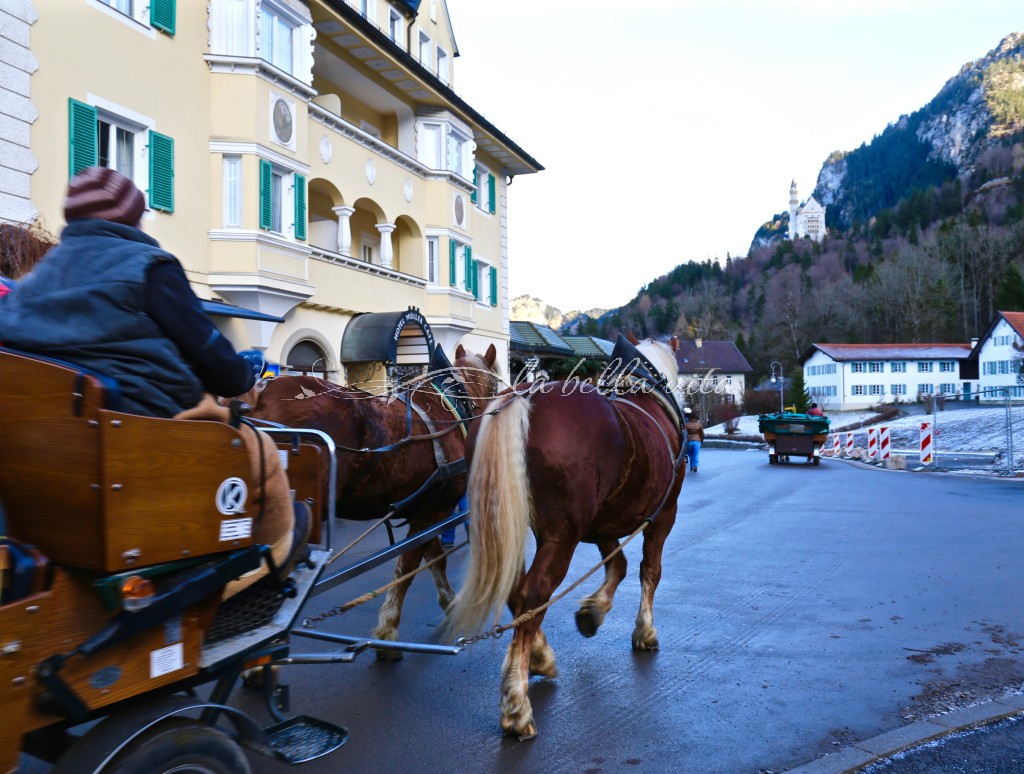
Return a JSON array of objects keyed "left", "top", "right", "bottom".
[{"left": 445, "top": 394, "right": 533, "bottom": 638}]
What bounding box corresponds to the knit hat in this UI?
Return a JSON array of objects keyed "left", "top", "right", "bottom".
[{"left": 64, "top": 166, "right": 146, "bottom": 226}]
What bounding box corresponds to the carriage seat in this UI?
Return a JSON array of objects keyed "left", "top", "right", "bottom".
[{"left": 0, "top": 347, "right": 255, "bottom": 572}]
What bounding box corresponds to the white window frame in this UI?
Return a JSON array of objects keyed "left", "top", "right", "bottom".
[
  {"left": 918, "top": 384, "right": 934, "bottom": 395},
  {"left": 917, "top": 361, "right": 933, "bottom": 372},
  {"left": 474, "top": 163, "right": 492, "bottom": 212},
  {"left": 891, "top": 384, "right": 906, "bottom": 395},
  {"left": 388, "top": 7, "right": 402, "bottom": 42},
  {"left": 418, "top": 31, "right": 431, "bottom": 67},
  {"left": 851, "top": 362, "right": 865, "bottom": 373},
  {"left": 89, "top": 0, "right": 154, "bottom": 33},
  {"left": 88, "top": 97, "right": 155, "bottom": 216},
  {"left": 474, "top": 256, "right": 491, "bottom": 305},
  {"left": 417, "top": 120, "right": 472, "bottom": 179},
  {"left": 891, "top": 361, "right": 906, "bottom": 373},
  {"left": 222, "top": 155, "right": 242, "bottom": 227},
  {"left": 939, "top": 383, "right": 956, "bottom": 394},
  {"left": 446, "top": 125, "right": 470, "bottom": 179},
  {"left": 939, "top": 360, "right": 955, "bottom": 373},
  {"left": 868, "top": 361, "right": 884, "bottom": 373},
  {"left": 852, "top": 385, "right": 865, "bottom": 396},
  {"left": 436, "top": 46, "right": 449, "bottom": 84},
  {"left": 425, "top": 236, "right": 439, "bottom": 285},
  {"left": 361, "top": 231, "right": 380, "bottom": 265},
  {"left": 259, "top": 1, "right": 298, "bottom": 75},
  {"left": 869, "top": 384, "right": 884, "bottom": 396}
]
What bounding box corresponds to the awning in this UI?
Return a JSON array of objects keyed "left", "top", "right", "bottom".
[
  {"left": 339, "top": 308, "right": 435, "bottom": 364},
  {"left": 200, "top": 299, "right": 285, "bottom": 323}
]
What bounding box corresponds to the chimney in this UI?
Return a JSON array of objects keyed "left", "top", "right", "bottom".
[
  {"left": 695, "top": 337, "right": 703, "bottom": 348},
  {"left": 970, "top": 338, "right": 978, "bottom": 349}
]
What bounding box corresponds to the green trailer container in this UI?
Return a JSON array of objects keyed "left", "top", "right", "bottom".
[{"left": 757, "top": 412, "right": 831, "bottom": 465}]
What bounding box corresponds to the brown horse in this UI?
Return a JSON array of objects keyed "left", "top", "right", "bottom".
[
  {"left": 249, "top": 344, "right": 500, "bottom": 656},
  {"left": 445, "top": 337, "right": 685, "bottom": 739}
]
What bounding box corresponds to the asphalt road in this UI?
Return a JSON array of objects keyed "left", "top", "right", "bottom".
[
  {"left": 20, "top": 449, "right": 1024, "bottom": 773},
  {"left": 228, "top": 448, "right": 1024, "bottom": 774}
]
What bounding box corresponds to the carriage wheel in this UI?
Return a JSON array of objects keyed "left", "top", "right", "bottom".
[
  {"left": 769, "top": 454, "right": 778, "bottom": 465},
  {"left": 813, "top": 457, "right": 820, "bottom": 466},
  {"left": 103, "top": 720, "right": 252, "bottom": 774}
]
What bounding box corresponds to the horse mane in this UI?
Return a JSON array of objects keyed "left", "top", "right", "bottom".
[{"left": 635, "top": 337, "right": 680, "bottom": 384}]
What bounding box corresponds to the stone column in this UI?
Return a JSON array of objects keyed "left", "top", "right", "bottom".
[
  {"left": 332, "top": 205, "right": 355, "bottom": 257},
  {"left": 376, "top": 222, "right": 397, "bottom": 270}
]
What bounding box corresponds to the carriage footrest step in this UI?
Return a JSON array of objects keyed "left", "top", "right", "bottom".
[{"left": 266, "top": 715, "right": 348, "bottom": 764}]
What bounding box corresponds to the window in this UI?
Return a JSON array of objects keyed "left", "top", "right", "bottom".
[
  {"left": 938, "top": 383, "right": 956, "bottom": 394},
  {"left": 917, "top": 361, "right": 933, "bottom": 372},
  {"left": 286, "top": 340, "right": 331, "bottom": 378},
  {"left": 437, "top": 47, "right": 449, "bottom": 84},
  {"left": 891, "top": 384, "right": 906, "bottom": 395},
  {"left": 868, "top": 361, "right": 884, "bottom": 373},
  {"left": 891, "top": 362, "right": 906, "bottom": 373},
  {"left": 939, "top": 361, "right": 955, "bottom": 373},
  {"left": 918, "top": 384, "right": 934, "bottom": 395},
  {"left": 222, "top": 156, "right": 241, "bottom": 227},
  {"left": 68, "top": 98, "right": 174, "bottom": 213},
  {"left": 102, "top": 0, "right": 133, "bottom": 13},
  {"left": 869, "top": 384, "right": 884, "bottom": 395},
  {"left": 851, "top": 362, "right": 865, "bottom": 373},
  {"left": 852, "top": 385, "right": 865, "bottom": 396},
  {"left": 473, "top": 164, "right": 496, "bottom": 214},
  {"left": 419, "top": 32, "right": 431, "bottom": 67},
  {"left": 425, "top": 236, "right": 438, "bottom": 284},
  {"left": 258, "top": 159, "right": 304, "bottom": 239},
  {"left": 388, "top": 7, "right": 402, "bottom": 42},
  {"left": 448, "top": 238, "right": 471, "bottom": 290},
  {"left": 418, "top": 121, "right": 472, "bottom": 178},
  {"left": 472, "top": 259, "right": 496, "bottom": 305},
  {"left": 260, "top": 4, "right": 295, "bottom": 74}
]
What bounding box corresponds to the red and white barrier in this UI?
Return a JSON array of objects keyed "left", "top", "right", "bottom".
[
  {"left": 832, "top": 434, "right": 841, "bottom": 456},
  {"left": 845, "top": 433, "right": 855, "bottom": 457},
  {"left": 920, "top": 422, "right": 933, "bottom": 465},
  {"left": 879, "top": 426, "right": 891, "bottom": 460},
  {"left": 866, "top": 427, "right": 878, "bottom": 460}
]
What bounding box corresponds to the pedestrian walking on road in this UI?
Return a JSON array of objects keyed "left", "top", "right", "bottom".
[{"left": 684, "top": 407, "right": 705, "bottom": 473}]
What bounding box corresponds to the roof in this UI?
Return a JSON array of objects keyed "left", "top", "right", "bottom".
[
  {"left": 801, "top": 343, "right": 973, "bottom": 364},
  {"left": 562, "top": 335, "right": 614, "bottom": 358},
  {"left": 509, "top": 321, "right": 574, "bottom": 356},
  {"left": 339, "top": 308, "right": 435, "bottom": 364},
  {"left": 964, "top": 310, "right": 1024, "bottom": 364},
  {"left": 200, "top": 299, "right": 284, "bottom": 323},
  {"left": 1001, "top": 311, "right": 1024, "bottom": 338},
  {"left": 675, "top": 341, "right": 752, "bottom": 374}
]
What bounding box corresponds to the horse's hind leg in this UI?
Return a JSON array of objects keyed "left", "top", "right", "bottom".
[
  {"left": 500, "top": 542, "right": 573, "bottom": 740},
  {"left": 372, "top": 541, "right": 430, "bottom": 661},
  {"left": 575, "top": 539, "right": 628, "bottom": 638},
  {"left": 632, "top": 517, "right": 674, "bottom": 652}
]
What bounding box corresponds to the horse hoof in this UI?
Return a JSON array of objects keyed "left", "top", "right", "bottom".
[
  {"left": 575, "top": 608, "right": 601, "bottom": 638},
  {"left": 374, "top": 647, "right": 405, "bottom": 662},
  {"left": 502, "top": 720, "right": 537, "bottom": 741},
  {"left": 631, "top": 634, "right": 660, "bottom": 652}
]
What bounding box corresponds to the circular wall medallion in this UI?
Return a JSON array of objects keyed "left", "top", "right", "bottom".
[
  {"left": 320, "top": 136, "right": 333, "bottom": 164},
  {"left": 404, "top": 179, "right": 414, "bottom": 203},
  {"left": 272, "top": 98, "right": 293, "bottom": 145},
  {"left": 454, "top": 194, "right": 465, "bottom": 226},
  {"left": 365, "top": 159, "right": 377, "bottom": 185}
]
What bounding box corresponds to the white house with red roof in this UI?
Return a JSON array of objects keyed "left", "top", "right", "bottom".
[
  {"left": 800, "top": 343, "right": 974, "bottom": 411},
  {"left": 973, "top": 311, "right": 1024, "bottom": 402}
]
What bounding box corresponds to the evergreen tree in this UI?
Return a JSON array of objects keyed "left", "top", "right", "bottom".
[
  {"left": 995, "top": 263, "right": 1024, "bottom": 311},
  {"left": 789, "top": 368, "right": 811, "bottom": 413}
]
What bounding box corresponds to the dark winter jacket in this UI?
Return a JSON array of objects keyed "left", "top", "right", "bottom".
[{"left": 0, "top": 219, "right": 253, "bottom": 417}]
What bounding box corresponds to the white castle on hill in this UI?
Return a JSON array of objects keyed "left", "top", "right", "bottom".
[{"left": 788, "top": 180, "right": 826, "bottom": 242}]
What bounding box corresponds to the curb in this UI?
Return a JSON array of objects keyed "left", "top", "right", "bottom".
[{"left": 783, "top": 698, "right": 1024, "bottom": 773}]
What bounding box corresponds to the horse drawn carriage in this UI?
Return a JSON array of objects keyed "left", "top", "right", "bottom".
[
  {"left": 0, "top": 342, "right": 499, "bottom": 773},
  {"left": 0, "top": 332, "right": 688, "bottom": 769},
  {"left": 758, "top": 412, "right": 831, "bottom": 465}
]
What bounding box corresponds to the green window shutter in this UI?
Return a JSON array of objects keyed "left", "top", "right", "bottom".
[
  {"left": 489, "top": 266, "right": 498, "bottom": 306},
  {"left": 471, "top": 259, "right": 481, "bottom": 300},
  {"left": 259, "top": 159, "right": 273, "bottom": 230},
  {"left": 293, "top": 173, "right": 306, "bottom": 241},
  {"left": 487, "top": 173, "right": 496, "bottom": 215},
  {"left": 151, "top": 0, "right": 176, "bottom": 35},
  {"left": 471, "top": 166, "right": 478, "bottom": 205},
  {"left": 68, "top": 98, "right": 97, "bottom": 178},
  {"left": 148, "top": 131, "right": 174, "bottom": 212},
  {"left": 448, "top": 239, "right": 457, "bottom": 287},
  {"left": 464, "top": 246, "right": 473, "bottom": 294}
]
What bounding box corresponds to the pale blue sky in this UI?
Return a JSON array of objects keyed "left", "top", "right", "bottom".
[{"left": 444, "top": 0, "right": 1022, "bottom": 312}]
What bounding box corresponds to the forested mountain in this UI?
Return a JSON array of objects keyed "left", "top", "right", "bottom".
[{"left": 576, "top": 32, "right": 1024, "bottom": 386}]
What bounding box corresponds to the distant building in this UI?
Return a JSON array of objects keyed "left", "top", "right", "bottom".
[
  {"left": 674, "top": 338, "right": 752, "bottom": 405},
  {"left": 970, "top": 311, "right": 1024, "bottom": 402},
  {"left": 800, "top": 343, "right": 974, "bottom": 411},
  {"left": 788, "top": 181, "right": 826, "bottom": 242}
]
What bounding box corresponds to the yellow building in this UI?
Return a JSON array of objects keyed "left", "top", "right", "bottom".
[{"left": 4, "top": 0, "right": 541, "bottom": 385}]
